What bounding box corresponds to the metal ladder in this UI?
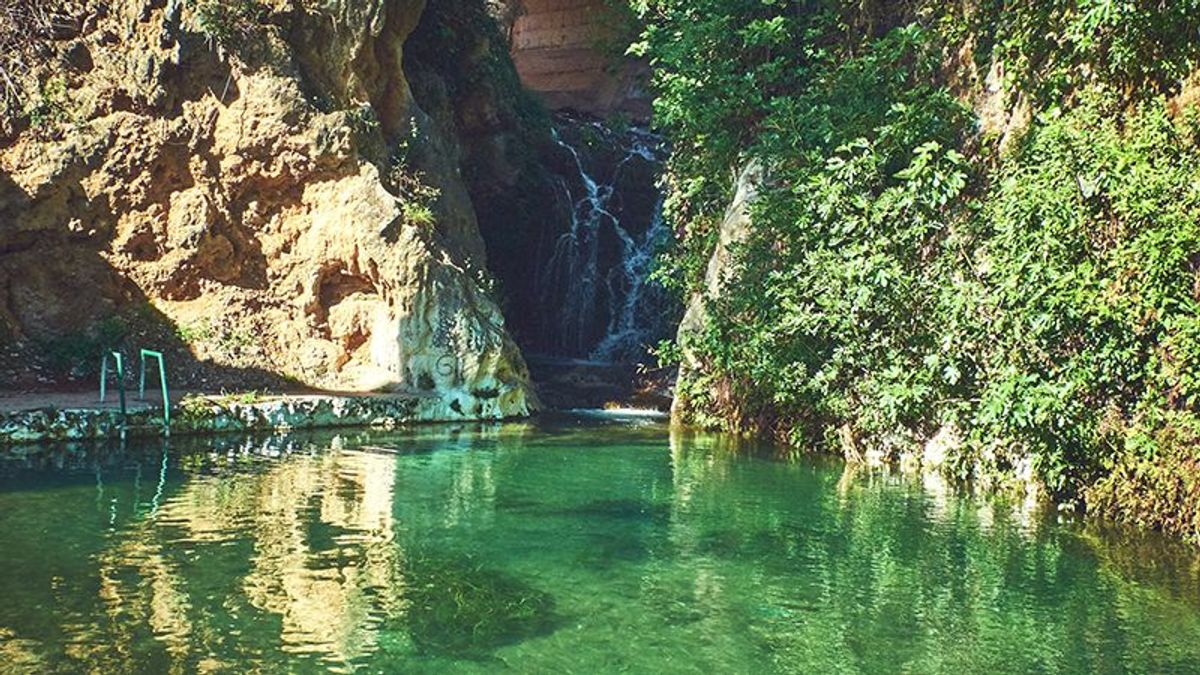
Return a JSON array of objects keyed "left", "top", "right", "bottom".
[{"left": 100, "top": 349, "right": 170, "bottom": 433}]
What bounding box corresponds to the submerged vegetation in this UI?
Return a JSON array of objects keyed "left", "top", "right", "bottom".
[
  {"left": 638, "top": 0, "right": 1200, "bottom": 539},
  {"left": 400, "top": 553, "right": 561, "bottom": 658}
]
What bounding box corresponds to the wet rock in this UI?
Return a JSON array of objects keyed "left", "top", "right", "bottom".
[{"left": 0, "top": 392, "right": 530, "bottom": 446}]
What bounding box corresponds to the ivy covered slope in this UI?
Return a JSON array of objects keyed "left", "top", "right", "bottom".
[{"left": 640, "top": 1, "right": 1200, "bottom": 539}]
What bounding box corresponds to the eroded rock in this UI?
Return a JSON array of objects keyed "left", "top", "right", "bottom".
[
  {"left": 0, "top": 0, "right": 536, "bottom": 419},
  {"left": 672, "top": 160, "right": 762, "bottom": 419}
]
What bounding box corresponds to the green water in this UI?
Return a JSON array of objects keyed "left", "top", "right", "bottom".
[{"left": 2, "top": 414, "right": 1200, "bottom": 673}]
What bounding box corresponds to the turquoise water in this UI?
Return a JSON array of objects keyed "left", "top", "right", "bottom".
[{"left": 2, "top": 414, "right": 1200, "bottom": 673}]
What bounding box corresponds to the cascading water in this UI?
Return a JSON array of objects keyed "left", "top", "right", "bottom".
[
  {"left": 535, "top": 117, "right": 673, "bottom": 363},
  {"left": 591, "top": 198, "right": 669, "bottom": 362}
]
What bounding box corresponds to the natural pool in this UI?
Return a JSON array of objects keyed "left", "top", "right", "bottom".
[{"left": 1, "top": 414, "right": 1199, "bottom": 673}]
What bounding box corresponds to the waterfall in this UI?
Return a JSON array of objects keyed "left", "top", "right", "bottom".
[
  {"left": 591, "top": 198, "right": 669, "bottom": 362},
  {"left": 536, "top": 117, "right": 671, "bottom": 363}
]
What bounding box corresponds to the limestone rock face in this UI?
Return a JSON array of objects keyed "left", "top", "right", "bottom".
[
  {"left": 675, "top": 161, "right": 762, "bottom": 340},
  {"left": 672, "top": 161, "right": 762, "bottom": 417},
  {"left": 0, "top": 0, "right": 536, "bottom": 418},
  {"left": 506, "top": 0, "right": 651, "bottom": 119}
]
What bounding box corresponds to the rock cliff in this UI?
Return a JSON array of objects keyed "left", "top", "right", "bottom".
[
  {"left": 401, "top": 1, "right": 669, "bottom": 367},
  {"left": 0, "top": 0, "right": 536, "bottom": 418},
  {"left": 506, "top": 0, "right": 650, "bottom": 119},
  {"left": 672, "top": 161, "right": 760, "bottom": 419}
]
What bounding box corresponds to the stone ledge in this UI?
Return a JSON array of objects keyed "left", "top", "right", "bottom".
[{"left": 0, "top": 391, "right": 530, "bottom": 445}]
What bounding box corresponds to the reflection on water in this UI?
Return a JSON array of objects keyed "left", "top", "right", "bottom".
[{"left": 0, "top": 418, "right": 1199, "bottom": 673}]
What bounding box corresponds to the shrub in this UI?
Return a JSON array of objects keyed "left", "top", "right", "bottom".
[
  {"left": 1086, "top": 413, "right": 1200, "bottom": 543},
  {"left": 27, "top": 74, "right": 69, "bottom": 128},
  {"left": 193, "top": 0, "right": 264, "bottom": 49},
  {"left": 389, "top": 157, "right": 441, "bottom": 231},
  {"left": 639, "top": 0, "right": 1200, "bottom": 512}
]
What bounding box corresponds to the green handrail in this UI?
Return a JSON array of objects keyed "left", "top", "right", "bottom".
[
  {"left": 99, "top": 351, "right": 127, "bottom": 426},
  {"left": 138, "top": 349, "right": 170, "bottom": 427}
]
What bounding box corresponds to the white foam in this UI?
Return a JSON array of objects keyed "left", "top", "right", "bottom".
[{"left": 564, "top": 407, "right": 670, "bottom": 420}]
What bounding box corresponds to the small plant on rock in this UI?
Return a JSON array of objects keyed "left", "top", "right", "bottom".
[
  {"left": 27, "top": 74, "right": 70, "bottom": 128},
  {"left": 389, "top": 159, "right": 441, "bottom": 231},
  {"left": 194, "top": 0, "right": 264, "bottom": 49}
]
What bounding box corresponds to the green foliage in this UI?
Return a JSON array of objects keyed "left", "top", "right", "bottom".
[
  {"left": 347, "top": 103, "right": 381, "bottom": 136},
  {"left": 638, "top": 0, "right": 1200, "bottom": 512},
  {"left": 597, "top": 0, "right": 643, "bottom": 68},
  {"left": 193, "top": 0, "right": 264, "bottom": 49},
  {"left": 401, "top": 201, "right": 435, "bottom": 229},
  {"left": 964, "top": 0, "right": 1200, "bottom": 101},
  {"left": 388, "top": 158, "right": 441, "bottom": 231},
  {"left": 633, "top": 0, "right": 824, "bottom": 248},
  {"left": 176, "top": 317, "right": 256, "bottom": 360},
  {"left": 1086, "top": 412, "right": 1200, "bottom": 542},
  {"left": 175, "top": 320, "right": 213, "bottom": 345},
  {"left": 651, "top": 338, "right": 683, "bottom": 368},
  {"left": 26, "top": 74, "right": 69, "bottom": 128},
  {"left": 215, "top": 390, "right": 267, "bottom": 405},
  {"left": 42, "top": 316, "right": 129, "bottom": 377},
  {"left": 966, "top": 95, "right": 1200, "bottom": 492}
]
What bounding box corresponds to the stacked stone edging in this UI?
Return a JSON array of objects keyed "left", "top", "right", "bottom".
[{"left": 0, "top": 393, "right": 516, "bottom": 445}]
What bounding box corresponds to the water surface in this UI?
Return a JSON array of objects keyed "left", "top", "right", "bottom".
[{"left": 1, "top": 415, "right": 1199, "bottom": 673}]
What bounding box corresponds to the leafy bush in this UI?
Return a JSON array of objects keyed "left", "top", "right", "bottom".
[
  {"left": 967, "top": 0, "right": 1200, "bottom": 101},
  {"left": 175, "top": 317, "right": 256, "bottom": 360},
  {"left": 1086, "top": 413, "right": 1200, "bottom": 542},
  {"left": 388, "top": 160, "right": 441, "bottom": 231},
  {"left": 42, "top": 316, "right": 130, "bottom": 377},
  {"left": 193, "top": 0, "right": 264, "bottom": 48},
  {"left": 638, "top": 0, "right": 1200, "bottom": 519},
  {"left": 963, "top": 94, "right": 1200, "bottom": 492},
  {"left": 27, "top": 74, "right": 69, "bottom": 128}
]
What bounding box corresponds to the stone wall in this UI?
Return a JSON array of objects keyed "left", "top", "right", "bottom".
[
  {"left": 0, "top": 391, "right": 520, "bottom": 445},
  {"left": 507, "top": 0, "right": 651, "bottom": 119}
]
